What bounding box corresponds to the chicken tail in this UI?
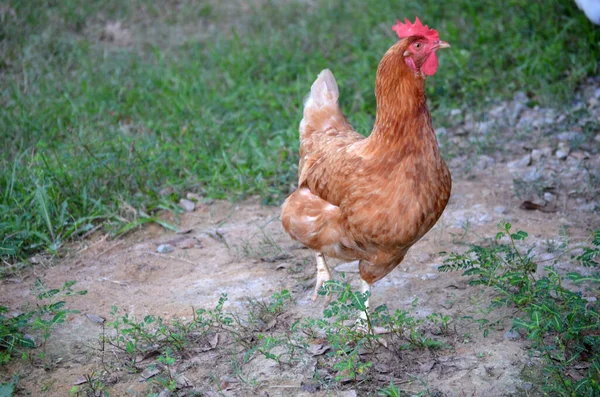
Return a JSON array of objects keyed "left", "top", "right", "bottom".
[
  {"left": 304, "top": 69, "right": 339, "bottom": 109},
  {"left": 300, "top": 69, "right": 349, "bottom": 141}
]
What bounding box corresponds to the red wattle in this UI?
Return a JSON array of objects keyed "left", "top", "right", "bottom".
[{"left": 422, "top": 53, "right": 439, "bottom": 76}]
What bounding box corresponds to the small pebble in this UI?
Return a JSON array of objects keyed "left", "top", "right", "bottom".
[
  {"left": 513, "top": 91, "right": 527, "bottom": 103},
  {"left": 521, "top": 382, "right": 533, "bottom": 391},
  {"left": 557, "top": 131, "right": 577, "bottom": 141},
  {"left": 477, "top": 155, "right": 495, "bottom": 170},
  {"left": 555, "top": 143, "right": 570, "bottom": 160},
  {"left": 531, "top": 147, "right": 552, "bottom": 163},
  {"left": 508, "top": 154, "right": 531, "bottom": 169},
  {"left": 504, "top": 329, "right": 521, "bottom": 341},
  {"left": 178, "top": 198, "right": 196, "bottom": 212},
  {"left": 494, "top": 206, "right": 507, "bottom": 214},
  {"left": 450, "top": 108, "right": 462, "bottom": 117},
  {"left": 157, "top": 244, "right": 175, "bottom": 254}
]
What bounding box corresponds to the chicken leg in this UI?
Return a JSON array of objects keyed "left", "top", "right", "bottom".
[
  {"left": 313, "top": 252, "right": 331, "bottom": 301},
  {"left": 360, "top": 278, "right": 371, "bottom": 311},
  {"left": 359, "top": 267, "right": 388, "bottom": 335}
]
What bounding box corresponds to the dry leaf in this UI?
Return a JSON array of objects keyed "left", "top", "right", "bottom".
[
  {"left": 264, "top": 319, "right": 277, "bottom": 331},
  {"left": 73, "top": 377, "right": 88, "bottom": 385},
  {"left": 520, "top": 201, "right": 557, "bottom": 213},
  {"left": 308, "top": 343, "right": 330, "bottom": 356},
  {"left": 209, "top": 333, "right": 219, "bottom": 349},
  {"left": 135, "top": 350, "right": 160, "bottom": 364},
  {"left": 139, "top": 367, "right": 161, "bottom": 381},
  {"left": 177, "top": 237, "right": 200, "bottom": 249},
  {"left": 176, "top": 228, "right": 193, "bottom": 234}
]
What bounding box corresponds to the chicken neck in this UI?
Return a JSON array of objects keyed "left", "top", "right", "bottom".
[{"left": 367, "top": 44, "right": 433, "bottom": 151}]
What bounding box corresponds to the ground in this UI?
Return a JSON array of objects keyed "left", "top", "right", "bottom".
[
  {"left": 1, "top": 115, "right": 599, "bottom": 395},
  {"left": 1, "top": 1, "right": 599, "bottom": 395}
]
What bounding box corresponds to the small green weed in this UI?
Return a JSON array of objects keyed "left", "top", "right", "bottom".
[
  {"left": 68, "top": 372, "right": 109, "bottom": 397},
  {"left": 302, "top": 279, "right": 450, "bottom": 383},
  {"left": 377, "top": 382, "right": 402, "bottom": 396},
  {"left": 105, "top": 295, "right": 231, "bottom": 366},
  {"left": 441, "top": 224, "right": 600, "bottom": 396},
  {"left": 105, "top": 291, "right": 294, "bottom": 364},
  {"left": 0, "top": 281, "right": 85, "bottom": 396},
  {"left": 153, "top": 349, "right": 178, "bottom": 392},
  {"left": 0, "top": 280, "right": 86, "bottom": 367},
  {"left": 426, "top": 313, "right": 453, "bottom": 336},
  {"left": 99, "top": 286, "right": 449, "bottom": 394}
]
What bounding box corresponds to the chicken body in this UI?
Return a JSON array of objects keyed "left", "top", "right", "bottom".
[
  {"left": 281, "top": 34, "right": 451, "bottom": 303},
  {"left": 575, "top": 0, "right": 600, "bottom": 24}
]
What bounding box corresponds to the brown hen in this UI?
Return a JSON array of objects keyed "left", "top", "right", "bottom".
[{"left": 281, "top": 18, "right": 452, "bottom": 309}]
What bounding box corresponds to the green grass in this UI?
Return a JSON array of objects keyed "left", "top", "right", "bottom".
[{"left": 1, "top": 0, "right": 599, "bottom": 261}]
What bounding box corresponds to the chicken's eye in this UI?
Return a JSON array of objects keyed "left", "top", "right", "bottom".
[{"left": 414, "top": 43, "right": 422, "bottom": 50}]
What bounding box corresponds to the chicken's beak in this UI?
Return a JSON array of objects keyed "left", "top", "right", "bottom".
[{"left": 434, "top": 40, "right": 451, "bottom": 50}]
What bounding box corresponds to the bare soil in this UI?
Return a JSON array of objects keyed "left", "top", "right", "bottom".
[{"left": 1, "top": 152, "right": 599, "bottom": 396}]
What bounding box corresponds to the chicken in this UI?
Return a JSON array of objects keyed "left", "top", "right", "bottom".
[
  {"left": 281, "top": 17, "right": 452, "bottom": 311},
  {"left": 575, "top": 0, "right": 600, "bottom": 24}
]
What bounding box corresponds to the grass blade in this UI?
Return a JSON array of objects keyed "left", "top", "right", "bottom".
[{"left": 34, "top": 185, "right": 55, "bottom": 243}]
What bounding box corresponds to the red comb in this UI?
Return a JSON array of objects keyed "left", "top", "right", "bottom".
[{"left": 392, "top": 17, "right": 439, "bottom": 41}]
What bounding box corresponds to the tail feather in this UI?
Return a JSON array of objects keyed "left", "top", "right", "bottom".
[
  {"left": 300, "top": 69, "right": 348, "bottom": 140},
  {"left": 304, "top": 69, "right": 339, "bottom": 109}
]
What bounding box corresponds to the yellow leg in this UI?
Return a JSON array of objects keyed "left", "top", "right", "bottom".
[
  {"left": 359, "top": 277, "right": 371, "bottom": 322},
  {"left": 313, "top": 252, "right": 331, "bottom": 301},
  {"left": 357, "top": 276, "right": 388, "bottom": 335}
]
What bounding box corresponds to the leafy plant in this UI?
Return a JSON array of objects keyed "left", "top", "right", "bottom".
[
  {"left": 427, "top": 312, "right": 453, "bottom": 336},
  {"left": 68, "top": 372, "right": 109, "bottom": 397},
  {"left": 377, "top": 381, "right": 402, "bottom": 397},
  {"left": 154, "top": 349, "right": 178, "bottom": 392},
  {"left": 305, "top": 279, "right": 449, "bottom": 383},
  {"left": 0, "top": 280, "right": 86, "bottom": 367},
  {"left": 441, "top": 224, "right": 600, "bottom": 396}
]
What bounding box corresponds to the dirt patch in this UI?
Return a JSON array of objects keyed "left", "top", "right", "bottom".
[{"left": 1, "top": 156, "right": 598, "bottom": 396}]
